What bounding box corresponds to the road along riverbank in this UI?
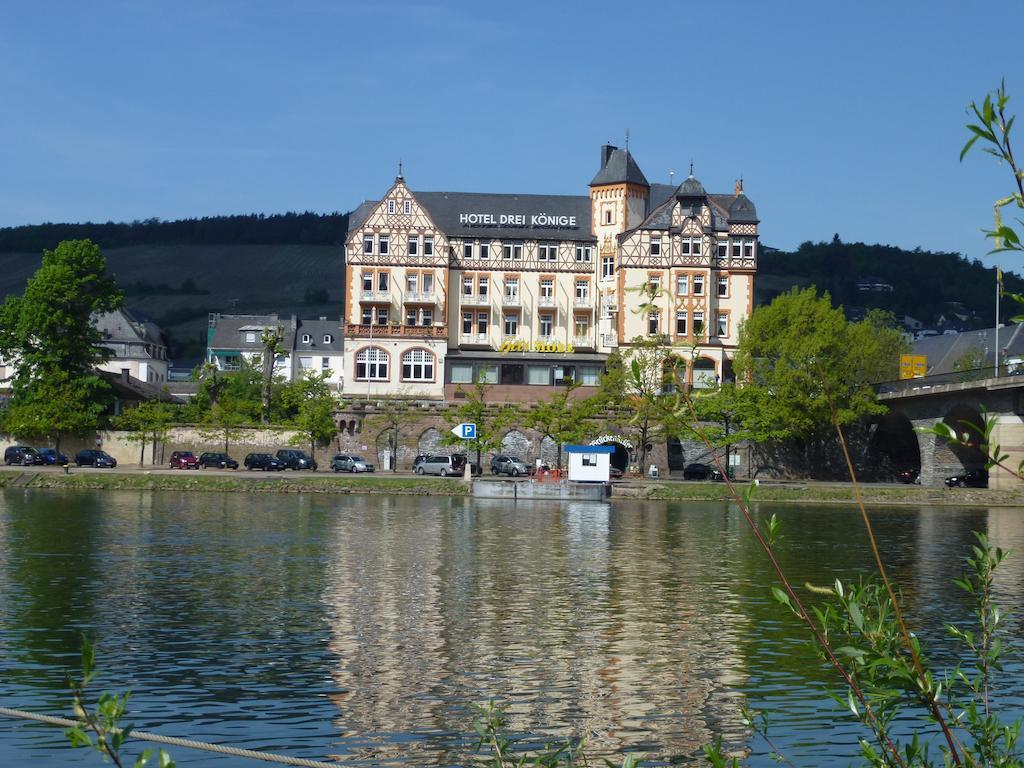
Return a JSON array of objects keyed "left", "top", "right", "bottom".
[{"left": 3, "top": 467, "right": 1024, "bottom": 506}]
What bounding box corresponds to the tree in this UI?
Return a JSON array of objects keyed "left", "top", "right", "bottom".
[
  {"left": 731, "top": 286, "right": 908, "bottom": 463},
  {"left": 199, "top": 394, "right": 250, "bottom": 454},
  {"left": 443, "top": 377, "right": 516, "bottom": 469},
  {"left": 1, "top": 371, "right": 112, "bottom": 451},
  {"left": 114, "top": 401, "right": 175, "bottom": 466},
  {"left": 259, "top": 325, "right": 285, "bottom": 425},
  {"left": 525, "top": 381, "right": 598, "bottom": 469},
  {"left": 0, "top": 240, "right": 122, "bottom": 447},
  {"left": 286, "top": 372, "right": 338, "bottom": 462},
  {"left": 596, "top": 339, "right": 688, "bottom": 472}
]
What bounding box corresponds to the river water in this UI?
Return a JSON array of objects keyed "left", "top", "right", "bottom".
[{"left": 0, "top": 490, "right": 1021, "bottom": 766}]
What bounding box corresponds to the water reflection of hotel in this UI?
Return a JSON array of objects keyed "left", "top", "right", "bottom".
[{"left": 319, "top": 500, "right": 753, "bottom": 764}]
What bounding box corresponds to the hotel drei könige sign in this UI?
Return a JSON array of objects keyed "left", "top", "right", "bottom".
[{"left": 458, "top": 213, "right": 579, "bottom": 229}]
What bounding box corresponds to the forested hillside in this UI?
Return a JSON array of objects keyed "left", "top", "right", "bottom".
[{"left": 758, "top": 235, "right": 1017, "bottom": 327}]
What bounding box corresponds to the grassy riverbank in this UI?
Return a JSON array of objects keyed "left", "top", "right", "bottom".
[
  {"left": 4, "top": 468, "right": 1023, "bottom": 506},
  {"left": 18, "top": 471, "right": 469, "bottom": 496},
  {"left": 613, "top": 480, "right": 1024, "bottom": 507}
]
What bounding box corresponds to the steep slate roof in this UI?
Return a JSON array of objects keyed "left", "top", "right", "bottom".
[
  {"left": 728, "top": 194, "right": 758, "bottom": 223},
  {"left": 294, "top": 319, "right": 345, "bottom": 353},
  {"left": 676, "top": 175, "right": 707, "bottom": 198},
  {"left": 415, "top": 191, "right": 594, "bottom": 241},
  {"left": 589, "top": 146, "right": 650, "bottom": 187},
  {"left": 912, "top": 325, "right": 1024, "bottom": 375},
  {"left": 208, "top": 314, "right": 297, "bottom": 353},
  {"left": 347, "top": 200, "right": 378, "bottom": 232},
  {"left": 94, "top": 308, "right": 165, "bottom": 347}
]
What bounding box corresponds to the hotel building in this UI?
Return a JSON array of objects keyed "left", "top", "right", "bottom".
[{"left": 342, "top": 145, "right": 758, "bottom": 401}]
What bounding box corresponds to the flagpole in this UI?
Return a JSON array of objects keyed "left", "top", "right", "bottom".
[{"left": 995, "top": 267, "right": 1002, "bottom": 377}]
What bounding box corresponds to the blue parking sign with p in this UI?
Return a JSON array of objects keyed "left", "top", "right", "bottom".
[{"left": 452, "top": 422, "right": 477, "bottom": 439}]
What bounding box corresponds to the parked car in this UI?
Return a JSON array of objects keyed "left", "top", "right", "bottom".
[
  {"left": 244, "top": 453, "right": 284, "bottom": 471},
  {"left": 491, "top": 454, "right": 529, "bottom": 477},
  {"left": 275, "top": 449, "right": 318, "bottom": 471},
  {"left": 683, "top": 462, "right": 723, "bottom": 481},
  {"left": 198, "top": 452, "right": 238, "bottom": 469},
  {"left": 411, "top": 454, "right": 428, "bottom": 472},
  {"left": 415, "top": 454, "right": 480, "bottom": 477},
  {"left": 898, "top": 468, "right": 921, "bottom": 484},
  {"left": 944, "top": 469, "right": 988, "bottom": 488},
  {"left": 36, "top": 448, "right": 69, "bottom": 466},
  {"left": 169, "top": 451, "right": 200, "bottom": 470},
  {"left": 4, "top": 446, "right": 43, "bottom": 466},
  {"left": 331, "top": 454, "right": 375, "bottom": 473},
  {"left": 609, "top": 466, "right": 624, "bottom": 479},
  {"left": 74, "top": 449, "right": 117, "bottom": 468}
]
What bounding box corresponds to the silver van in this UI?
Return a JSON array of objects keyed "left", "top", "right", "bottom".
[{"left": 415, "top": 454, "right": 466, "bottom": 477}]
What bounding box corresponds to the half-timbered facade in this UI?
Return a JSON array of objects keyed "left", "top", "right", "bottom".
[{"left": 342, "top": 145, "right": 759, "bottom": 401}]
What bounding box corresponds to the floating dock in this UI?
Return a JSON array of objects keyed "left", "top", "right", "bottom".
[{"left": 471, "top": 479, "right": 611, "bottom": 501}]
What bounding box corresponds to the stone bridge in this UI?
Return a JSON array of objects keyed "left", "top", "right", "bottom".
[{"left": 877, "top": 371, "right": 1024, "bottom": 489}]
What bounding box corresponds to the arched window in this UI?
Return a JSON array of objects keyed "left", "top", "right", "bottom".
[
  {"left": 355, "top": 347, "right": 389, "bottom": 381},
  {"left": 402, "top": 349, "right": 435, "bottom": 381}
]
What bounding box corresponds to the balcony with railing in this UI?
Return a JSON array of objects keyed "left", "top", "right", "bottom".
[
  {"left": 359, "top": 291, "right": 391, "bottom": 304},
  {"left": 345, "top": 323, "right": 448, "bottom": 339},
  {"left": 574, "top": 296, "right": 594, "bottom": 310},
  {"left": 459, "top": 333, "right": 490, "bottom": 347},
  {"left": 502, "top": 293, "right": 521, "bottom": 307},
  {"left": 572, "top": 334, "right": 596, "bottom": 349},
  {"left": 403, "top": 291, "right": 437, "bottom": 305},
  {"left": 538, "top": 295, "right": 555, "bottom": 308},
  {"left": 460, "top": 292, "right": 490, "bottom": 306},
  {"left": 601, "top": 333, "right": 619, "bottom": 347}
]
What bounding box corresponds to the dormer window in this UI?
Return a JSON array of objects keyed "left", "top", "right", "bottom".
[
  {"left": 245, "top": 331, "right": 256, "bottom": 343},
  {"left": 302, "top": 334, "right": 311, "bottom": 344},
  {"left": 323, "top": 334, "right": 333, "bottom": 344}
]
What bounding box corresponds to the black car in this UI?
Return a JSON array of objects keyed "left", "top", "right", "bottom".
[
  {"left": 682, "top": 462, "right": 723, "bottom": 481},
  {"left": 945, "top": 469, "right": 988, "bottom": 488},
  {"left": 244, "top": 453, "right": 284, "bottom": 471},
  {"left": 198, "top": 452, "right": 239, "bottom": 469},
  {"left": 275, "top": 449, "right": 318, "bottom": 470},
  {"left": 4, "top": 446, "right": 43, "bottom": 466},
  {"left": 898, "top": 468, "right": 921, "bottom": 484},
  {"left": 37, "top": 448, "right": 69, "bottom": 465},
  {"left": 74, "top": 449, "right": 117, "bottom": 468}
]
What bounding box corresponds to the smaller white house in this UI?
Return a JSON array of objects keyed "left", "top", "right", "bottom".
[{"left": 566, "top": 444, "right": 613, "bottom": 482}]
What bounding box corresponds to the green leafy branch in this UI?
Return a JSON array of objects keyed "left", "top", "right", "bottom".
[{"left": 66, "top": 635, "right": 175, "bottom": 768}]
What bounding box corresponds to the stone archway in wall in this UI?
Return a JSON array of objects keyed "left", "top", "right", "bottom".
[
  {"left": 590, "top": 435, "right": 633, "bottom": 472},
  {"left": 917, "top": 403, "right": 986, "bottom": 486},
  {"left": 866, "top": 411, "right": 920, "bottom": 480},
  {"left": 501, "top": 430, "right": 533, "bottom": 462},
  {"left": 418, "top": 428, "right": 443, "bottom": 457},
  {"left": 667, "top": 437, "right": 686, "bottom": 471},
  {"left": 374, "top": 430, "right": 395, "bottom": 471},
  {"left": 539, "top": 436, "right": 558, "bottom": 467}
]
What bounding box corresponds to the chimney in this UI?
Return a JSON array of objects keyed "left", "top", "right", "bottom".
[{"left": 601, "top": 144, "right": 617, "bottom": 167}]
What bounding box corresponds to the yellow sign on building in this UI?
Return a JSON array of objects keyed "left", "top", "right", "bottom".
[{"left": 899, "top": 354, "right": 927, "bottom": 379}]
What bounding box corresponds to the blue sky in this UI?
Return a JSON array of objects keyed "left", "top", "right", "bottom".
[{"left": 1, "top": 0, "right": 1021, "bottom": 268}]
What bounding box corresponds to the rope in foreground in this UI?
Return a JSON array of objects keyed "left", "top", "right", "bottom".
[{"left": 0, "top": 706, "right": 338, "bottom": 768}]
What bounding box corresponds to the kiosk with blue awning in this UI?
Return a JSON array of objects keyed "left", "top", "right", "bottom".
[{"left": 565, "top": 444, "right": 614, "bottom": 483}]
